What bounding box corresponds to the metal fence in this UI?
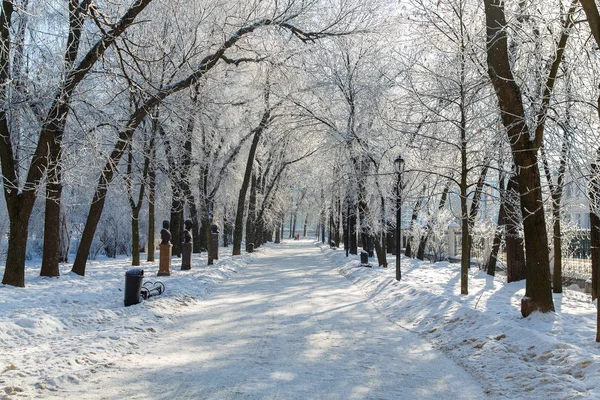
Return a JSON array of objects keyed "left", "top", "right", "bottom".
[{"left": 452, "top": 227, "right": 593, "bottom": 279}]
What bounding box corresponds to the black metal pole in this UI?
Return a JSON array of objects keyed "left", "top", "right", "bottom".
[
  {"left": 396, "top": 172, "right": 402, "bottom": 281},
  {"left": 345, "top": 202, "right": 350, "bottom": 257}
]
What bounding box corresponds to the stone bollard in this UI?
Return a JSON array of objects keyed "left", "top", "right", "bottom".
[
  {"left": 158, "top": 243, "right": 172, "bottom": 276},
  {"left": 181, "top": 241, "right": 192, "bottom": 270},
  {"left": 158, "top": 220, "right": 172, "bottom": 276},
  {"left": 208, "top": 224, "right": 220, "bottom": 265},
  {"left": 181, "top": 219, "right": 193, "bottom": 270}
]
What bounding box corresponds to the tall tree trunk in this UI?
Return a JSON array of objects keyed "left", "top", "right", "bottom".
[
  {"left": 40, "top": 0, "right": 91, "bottom": 277},
  {"left": 590, "top": 161, "right": 600, "bottom": 302},
  {"left": 58, "top": 208, "right": 71, "bottom": 263},
  {"left": 378, "top": 195, "right": 386, "bottom": 261},
  {"left": 170, "top": 199, "right": 183, "bottom": 257},
  {"left": 541, "top": 135, "right": 570, "bottom": 293},
  {"left": 591, "top": 161, "right": 600, "bottom": 342},
  {"left": 275, "top": 221, "right": 281, "bottom": 244},
  {"left": 484, "top": 0, "right": 555, "bottom": 316},
  {"left": 147, "top": 146, "right": 156, "bottom": 262},
  {"left": 349, "top": 204, "right": 358, "bottom": 255},
  {"left": 2, "top": 210, "right": 30, "bottom": 287},
  {"left": 335, "top": 196, "right": 342, "bottom": 246},
  {"left": 233, "top": 105, "right": 270, "bottom": 255},
  {"left": 486, "top": 199, "right": 506, "bottom": 276},
  {"left": 460, "top": 129, "right": 470, "bottom": 295},
  {"left": 551, "top": 207, "right": 563, "bottom": 293},
  {"left": 131, "top": 212, "right": 141, "bottom": 265},
  {"left": 41, "top": 155, "right": 62, "bottom": 277},
  {"left": 505, "top": 175, "right": 526, "bottom": 282},
  {"left": 303, "top": 214, "right": 308, "bottom": 237},
  {"left": 245, "top": 172, "right": 257, "bottom": 251},
  {"left": 223, "top": 210, "right": 231, "bottom": 247},
  {"left": 292, "top": 209, "right": 298, "bottom": 238}
]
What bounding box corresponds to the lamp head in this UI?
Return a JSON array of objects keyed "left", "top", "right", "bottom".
[{"left": 394, "top": 155, "right": 405, "bottom": 174}]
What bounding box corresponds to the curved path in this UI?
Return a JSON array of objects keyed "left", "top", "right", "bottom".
[{"left": 59, "top": 241, "right": 485, "bottom": 399}]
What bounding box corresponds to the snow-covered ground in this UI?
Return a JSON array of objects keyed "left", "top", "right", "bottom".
[
  {"left": 0, "top": 247, "right": 249, "bottom": 398},
  {"left": 322, "top": 244, "right": 600, "bottom": 399},
  {"left": 1, "top": 240, "right": 599, "bottom": 399}
]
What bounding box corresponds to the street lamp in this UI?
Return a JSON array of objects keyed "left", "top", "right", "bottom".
[{"left": 394, "top": 155, "right": 405, "bottom": 281}]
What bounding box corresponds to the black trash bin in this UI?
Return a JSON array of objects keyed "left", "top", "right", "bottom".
[
  {"left": 124, "top": 268, "right": 144, "bottom": 307},
  {"left": 360, "top": 250, "right": 369, "bottom": 265},
  {"left": 247, "top": 243, "right": 254, "bottom": 253}
]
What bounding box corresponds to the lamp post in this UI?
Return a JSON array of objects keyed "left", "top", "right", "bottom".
[
  {"left": 345, "top": 200, "right": 350, "bottom": 257},
  {"left": 395, "top": 155, "right": 405, "bottom": 281}
]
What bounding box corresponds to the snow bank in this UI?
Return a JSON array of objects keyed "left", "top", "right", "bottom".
[
  {"left": 319, "top": 244, "right": 600, "bottom": 399},
  {"left": 0, "top": 249, "right": 250, "bottom": 397}
]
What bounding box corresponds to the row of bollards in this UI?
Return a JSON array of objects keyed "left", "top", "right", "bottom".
[
  {"left": 157, "top": 220, "right": 220, "bottom": 276},
  {"left": 125, "top": 221, "right": 223, "bottom": 307}
]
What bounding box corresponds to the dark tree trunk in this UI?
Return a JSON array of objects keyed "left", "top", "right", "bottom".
[
  {"left": 374, "top": 234, "right": 387, "bottom": 267},
  {"left": 303, "top": 214, "right": 308, "bottom": 237},
  {"left": 349, "top": 205, "right": 358, "bottom": 255},
  {"left": 245, "top": 173, "right": 257, "bottom": 251},
  {"left": 72, "top": 181, "right": 110, "bottom": 276},
  {"left": 131, "top": 212, "right": 141, "bottom": 266},
  {"left": 292, "top": 210, "right": 298, "bottom": 239},
  {"left": 2, "top": 212, "right": 30, "bottom": 287},
  {"left": 505, "top": 175, "right": 526, "bottom": 282},
  {"left": 551, "top": 207, "right": 563, "bottom": 293},
  {"left": 460, "top": 158, "right": 470, "bottom": 295},
  {"left": 40, "top": 0, "right": 89, "bottom": 277},
  {"left": 58, "top": 209, "right": 70, "bottom": 263},
  {"left": 233, "top": 106, "right": 270, "bottom": 255},
  {"left": 590, "top": 162, "right": 600, "bottom": 302},
  {"left": 460, "top": 213, "right": 470, "bottom": 294},
  {"left": 275, "top": 222, "right": 281, "bottom": 244},
  {"left": 594, "top": 209, "right": 600, "bottom": 341},
  {"left": 41, "top": 158, "right": 62, "bottom": 277},
  {"left": 126, "top": 140, "right": 151, "bottom": 266},
  {"left": 542, "top": 139, "right": 570, "bottom": 293},
  {"left": 199, "top": 214, "right": 209, "bottom": 251},
  {"left": 335, "top": 196, "right": 342, "bottom": 246},
  {"left": 170, "top": 200, "right": 183, "bottom": 257},
  {"left": 486, "top": 201, "right": 506, "bottom": 276},
  {"left": 484, "top": 0, "right": 554, "bottom": 316},
  {"left": 147, "top": 156, "right": 156, "bottom": 262},
  {"left": 223, "top": 211, "right": 231, "bottom": 247},
  {"left": 591, "top": 161, "right": 600, "bottom": 342}
]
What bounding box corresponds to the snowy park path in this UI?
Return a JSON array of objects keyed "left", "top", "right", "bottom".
[{"left": 58, "top": 241, "right": 485, "bottom": 399}]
